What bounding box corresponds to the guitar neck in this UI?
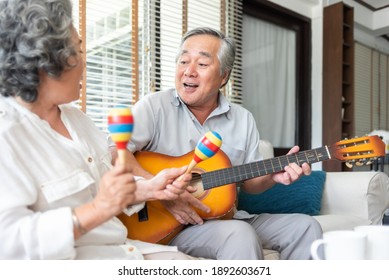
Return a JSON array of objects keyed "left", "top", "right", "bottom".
[{"left": 201, "top": 146, "right": 330, "bottom": 189}]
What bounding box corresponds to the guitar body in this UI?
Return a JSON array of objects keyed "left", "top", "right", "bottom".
[
  {"left": 118, "top": 150, "right": 237, "bottom": 244},
  {"left": 118, "top": 135, "right": 385, "bottom": 244}
]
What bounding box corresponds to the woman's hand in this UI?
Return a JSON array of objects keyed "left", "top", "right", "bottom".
[
  {"left": 93, "top": 163, "right": 137, "bottom": 220},
  {"left": 134, "top": 166, "right": 193, "bottom": 202},
  {"left": 72, "top": 162, "right": 137, "bottom": 238}
]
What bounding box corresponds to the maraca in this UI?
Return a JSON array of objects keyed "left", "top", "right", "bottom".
[
  {"left": 107, "top": 106, "right": 134, "bottom": 165},
  {"left": 184, "top": 131, "right": 222, "bottom": 175}
]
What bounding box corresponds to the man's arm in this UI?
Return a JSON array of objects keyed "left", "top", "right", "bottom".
[
  {"left": 110, "top": 146, "right": 153, "bottom": 179},
  {"left": 241, "top": 146, "right": 311, "bottom": 194},
  {"left": 125, "top": 150, "right": 154, "bottom": 179}
]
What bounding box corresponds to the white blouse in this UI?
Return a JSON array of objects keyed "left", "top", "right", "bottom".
[{"left": 0, "top": 96, "right": 177, "bottom": 259}]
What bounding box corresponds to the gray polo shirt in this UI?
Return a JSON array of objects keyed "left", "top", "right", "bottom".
[{"left": 128, "top": 88, "right": 263, "bottom": 166}]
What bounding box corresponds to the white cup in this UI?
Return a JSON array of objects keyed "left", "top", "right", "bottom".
[
  {"left": 354, "top": 225, "right": 389, "bottom": 260},
  {"left": 310, "top": 230, "right": 366, "bottom": 260}
]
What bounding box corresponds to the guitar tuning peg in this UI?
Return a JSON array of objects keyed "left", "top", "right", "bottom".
[
  {"left": 345, "top": 161, "right": 353, "bottom": 168},
  {"left": 355, "top": 161, "right": 364, "bottom": 166}
]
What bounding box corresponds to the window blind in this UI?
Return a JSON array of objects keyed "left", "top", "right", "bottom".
[
  {"left": 379, "top": 52, "right": 388, "bottom": 129},
  {"left": 354, "top": 42, "right": 389, "bottom": 136},
  {"left": 72, "top": 0, "right": 243, "bottom": 132}
]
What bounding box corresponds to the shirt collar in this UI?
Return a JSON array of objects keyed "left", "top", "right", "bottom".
[{"left": 172, "top": 89, "right": 231, "bottom": 119}]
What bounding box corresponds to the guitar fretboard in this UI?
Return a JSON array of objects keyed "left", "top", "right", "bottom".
[{"left": 200, "top": 146, "right": 330, "bottom": 189}]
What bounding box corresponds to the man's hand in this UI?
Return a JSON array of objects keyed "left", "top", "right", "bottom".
[
  {"left": 271, "top": 145, "right": 311, "bottom": 185},
  {"left": 161, "top": 191, "right": 210, "bottom": 225}
]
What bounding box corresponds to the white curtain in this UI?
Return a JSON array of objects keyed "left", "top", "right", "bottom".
[{"left": 242, "top": 15, "right": 296, "bottom": 147}]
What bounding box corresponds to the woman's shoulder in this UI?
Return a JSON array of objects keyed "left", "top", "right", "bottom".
[
  {"left": 60, "top": 103, "right": 96, "bottom": 128},
  {"left": 0, "top": 97, "right": 23, "bottom": 132},
  {"left": 60, "top": 102, "right": 91, "bottom": 121},
  {"left": 60, "top": 102, "right": 84, "bottom": 114}
]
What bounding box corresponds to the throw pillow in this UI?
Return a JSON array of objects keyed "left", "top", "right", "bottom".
[{"left": 237, "top": 170, "right": 326, "bottom": 216}]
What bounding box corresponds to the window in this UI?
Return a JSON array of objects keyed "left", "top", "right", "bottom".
[
  {"left": 242, "top": 0, "right": 311, "bottom": 154},
  {"left": 242, "top": 15, "right": 296, "bottom": 148},
  {"left": 71, "top": 0, "right": 243, "bottom": 132}
]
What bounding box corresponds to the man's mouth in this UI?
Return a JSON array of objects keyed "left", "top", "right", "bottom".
[{"left": 184, "top": 83, "right": 198, "bottom": 88}]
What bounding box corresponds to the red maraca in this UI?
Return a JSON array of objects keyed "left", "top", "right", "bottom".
[
  {"left": 184, "top": 131, "right": 222, "bottom": 176},
  {"left": 108, "top": 106, "right": 134, "bottom": 165}
]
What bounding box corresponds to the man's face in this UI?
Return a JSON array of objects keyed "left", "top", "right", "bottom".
[{"left": 175, "top": 34, "right": 228, "bottom": 108}]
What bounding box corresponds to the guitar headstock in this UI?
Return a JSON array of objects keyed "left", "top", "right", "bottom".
[{"left": 328, "top": 135, "right": 385, "bottom": 167}]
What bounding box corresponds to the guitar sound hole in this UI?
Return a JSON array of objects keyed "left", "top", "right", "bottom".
[{"left": 190, "top": 171, "right": 209, "bottom": 200}]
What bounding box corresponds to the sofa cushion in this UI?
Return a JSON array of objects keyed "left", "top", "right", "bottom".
[
  {"left": 320, "top": 171, "right": 389, "bottom": 224},
  {"left": 313, "top": 214, "right": 370, "bottom": 232},
  {"left": 237, "top": 171, "right": 326, "bottom": 215}
]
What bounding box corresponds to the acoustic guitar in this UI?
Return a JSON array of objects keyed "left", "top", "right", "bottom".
[{"left": 118, "top": 135, "right": 385, "bottom": 244}]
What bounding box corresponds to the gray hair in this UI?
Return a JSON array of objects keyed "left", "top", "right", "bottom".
[
  {"left": 0, "top": 0, "right": 75, "bottom": 102},
  {"left": 176, "top": 27, "right": 236, "bottom": 78}
]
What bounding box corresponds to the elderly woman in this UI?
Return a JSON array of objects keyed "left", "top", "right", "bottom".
[{"left": 0, "top": 0, "right": 195, "bottom": 260}]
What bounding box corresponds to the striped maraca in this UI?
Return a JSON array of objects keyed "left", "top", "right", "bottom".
[
  {"left": 108, "top": 106, "right": 134, "bottom": 165},
  {"left": 184, "top": 131, "right": 222, "bottom": 176}
]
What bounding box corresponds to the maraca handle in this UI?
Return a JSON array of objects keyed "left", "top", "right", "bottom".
[
  {"left": 117, "top": 149, "right": 128, "bottom": 165},
  {"left": 185, "top": 160, "right": 197, "bottom": 174},
  {"left": 176, "top": 160, "right": 197, "bottom": 182}
]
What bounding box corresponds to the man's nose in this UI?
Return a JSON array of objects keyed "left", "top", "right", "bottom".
[{"left": 184, "top": 64, "right": 197, "bottom": 77}]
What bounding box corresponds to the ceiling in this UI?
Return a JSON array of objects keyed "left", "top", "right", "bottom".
[
  {"left": 353, "top": 0, "right": 389, "bottom": 40},
  {"left": 354, "top": 0, "right": 389, "bottom": 10}
]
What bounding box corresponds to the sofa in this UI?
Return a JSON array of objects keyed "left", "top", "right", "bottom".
[{"left": 253, "top": 140, "right": 389, "bottom": 260}]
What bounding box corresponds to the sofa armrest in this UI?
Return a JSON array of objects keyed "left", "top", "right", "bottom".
[{"left": 320, "top": 171, "right": 389, "bottom": 224}]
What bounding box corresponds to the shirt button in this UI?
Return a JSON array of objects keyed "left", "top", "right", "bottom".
[
  {"left": 87, "top": 157, "right": 93, "bottom": 163},
  {"left": 128, "top": 247, "right": 134, "bottom": 252}
]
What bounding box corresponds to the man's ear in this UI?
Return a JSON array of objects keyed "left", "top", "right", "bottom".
[{"left": 220, "top": 71, "right": 231, "bottom": 88}]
